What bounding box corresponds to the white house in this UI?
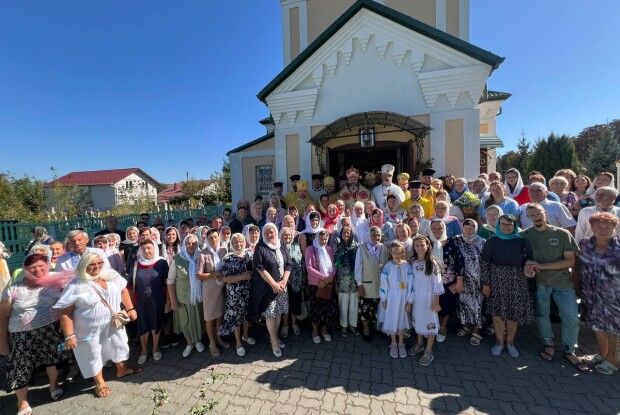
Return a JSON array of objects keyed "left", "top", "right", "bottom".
[
  {"left": 227, "top": 0, "right": 510, "bottom": 208},
  {"left": 44, "top": 168, "right": 160, "bottom": 211}
]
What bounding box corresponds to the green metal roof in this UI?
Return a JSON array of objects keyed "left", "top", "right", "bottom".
[
  {"left": 257, "top": 0, "right": 505, "bottom": 102},
  {"left": 480, "top": 89, "right": 512, "bottom": 103},
  {"left": 226, "top": 132, "right": 275, "bottom": 156},
  {"left": 480, "top": 134, "right": 504, "bottom": 148}
]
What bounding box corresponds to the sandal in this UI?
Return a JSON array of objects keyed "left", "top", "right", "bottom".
[
  {"left": 209, "top": 344, "right": 221, "bottom": 357},
  {"left": 564, "top": 353, "right": 590, "bottom": 373},
  {"left": 595, "top": 360, "right": 619, "bottom": 375},
  {"left": 456, "top": 327, "right": 472, "bottom": 337},
  {"left": 419, "top": 351, "right": 435, "bottom": 366},
  {"left": 409, "top": 343, "right": 425, "bottom": 356},
  {"left": 95, "top": 385, "right": 112, "bottom": 398},
  {"left": 540, "top": 345, "right": 555, "bottom": 361},
  {"left": 116, "top": 366, "right": 143, "bottom": 379},
  {"left": 469, "top": 333, "right": 482, "bottom": 346},
  {"left": 50, "top": 386, "right": 64, "bottom": 401},
  {"left": 17, "top": 406, "right": 33, "bottom": 415}
]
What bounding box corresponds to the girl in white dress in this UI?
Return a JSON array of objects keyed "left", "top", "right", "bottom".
[
  {"left": 410, "top": 236, "right": 444, "bottom": 366},
  {"left": 377, "top": 241, "right": 414, "bottom": 359},
  {"left": 54, "top": 252, "right": 140, "bottom": 398}
]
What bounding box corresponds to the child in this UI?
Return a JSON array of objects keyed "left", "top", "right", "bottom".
[
  {"left": 410, "top": 236, "right": 444, "bottom": 366},
  {"left": 377, "top": 240, "right": 414, "bottom": 358}
]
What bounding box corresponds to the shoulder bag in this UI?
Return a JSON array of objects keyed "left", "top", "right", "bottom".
[{"left": 92, "top": 286, "right": 131, "bottom": 330}]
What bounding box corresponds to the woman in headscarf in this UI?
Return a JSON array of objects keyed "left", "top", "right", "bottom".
[
  {"left": 54, "top": 252, "right": 140, "bottom": 399},
  {"left": 11, "top": 243, "right": 54, "bottom": 283},
  {"left": 480, "top": 214, "right": 534, "bottom": 358},
  {"left": 477, "top": 205, "right": 503, "bottom": 240},
  {"left": 350, "top": 201, "right": 369, "bottom": 243},
  {"left": 119, "top": 226, "right": 139, "bottom": 266},
  {"left": 504, "top": 168, "right": 530, "bottom": 206},
  {"left": 452, "top": 219, "right": 486, "bottom": 346},
  {"left": 149, "top": 227, "right": 164, "bottom": 257},
  {"left": 26, "top": 226, "right": 52, "bottom": 254},
  {"left": 449, "top": 177, "right": 469, "bottom": 202},
  {"left": 306, "top": 229, "right": 337, "bottom": 344},
  {"left": 299, "top": 211, "right": 322, "bottom": 255},
  {"left": 131, "top": 239, "right": 168, "bottom": 365},
  {"left": 359, "top": 208, "right": 395, "bottom": 243},
  {"left": 265, "top": 207, "right": 279, "bottom": 227},
  {"left": 432, "top": 201, "right": 462, "bottom": 238},
  {"left": 435, "top": 190, "right": 465, "bottom": 222},
  {"left": 407, "top": 204, "right": 430, "bottom": 236},
  {"left": 279, "top": 227, "right": 304, "bottom": 337},
  {"left": 479, "top": 182, "right": 519, "bottom": 224},
  {"left": 395, "top": 223, "right": 414, "bottom": 260},
  {"left": 429, "top": 219, "right": 465, "bottom": 343},
  {"left": 242, "top": 224, "right": 261, "bottom": 254},
  {"left": 249, "top": 201, "right": 265, "bottom": 226},
  {"left": 251, "top": 223, "right": 291, "bottom": 357},
  {"left": 269, "top": 195, "right": 287, "bottom": 226},
  {"left": 219, "top": 226, "right": 232, "bottom": 251},
  {"left": 384, "top": 194, "right": 406, "bottom": 225},
  {"left": 1, "top": 254, "right": 74, "bottom": 414},
  {"left": 166, "top": 234, "right": 205, "bottom": 358},
  {"left": 218, "top": 233, "right": 254, "bottom": 357},
  {"left": 93, "top": 235, "right": 126, "bottom": 276},
  {"left": 334, "top": 225, "right": 359, "bottom": 336},
  {"left": 323, "top": 204, "right": 340, "bottom": 234},
  {"left": 197, "top": 228, "right": 228, "bottom": 357},
  {"left": 196, "top": 226, "right": 209, "bottom": 251}
]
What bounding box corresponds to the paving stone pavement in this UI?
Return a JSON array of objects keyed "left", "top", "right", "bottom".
[{"left": 1, "top": 322, "right": 618, "bottom": 415}]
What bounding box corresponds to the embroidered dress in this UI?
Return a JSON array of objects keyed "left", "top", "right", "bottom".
[
  {"left": 218, "top": 252, "right": 252, "bottom": 336},
  {"left": 285, "top": 243, "right": 304, "bottom": 315},
  {"left": 132, "top": 260, "right": 168, "bottom": 335},
  {"left": 453, "top": 236, "right": 485, "bottom": 328},
  {"left": 411, "top": 260, "right": 444, "bottom": 336},
  {"left": 578, "top": 236, "right": 620, "bottom": 335},
  {"left": 377, "top": 261, "right": 414, "bottom": 334}
]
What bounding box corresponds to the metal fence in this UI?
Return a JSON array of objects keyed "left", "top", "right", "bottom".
[{"left": 0, "top": 205, "right": 227, "bottom": 271}]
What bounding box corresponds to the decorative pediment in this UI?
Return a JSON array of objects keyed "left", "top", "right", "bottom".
[{"left": 264, "top": 6, "right": 499, "bottom": 124}]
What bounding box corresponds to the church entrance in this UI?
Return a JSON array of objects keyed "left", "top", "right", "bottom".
[{"left": 328, "top": 141, "right": 412, "bottom": 178}]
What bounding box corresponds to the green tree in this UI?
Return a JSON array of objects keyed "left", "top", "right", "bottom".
[
  {"left": 497, "top": 133, "right": 531, "bottom": 174},
  {"left": 12, "top": 176, "right": 46, "bottom": 216},
  {"left": 526, "top": 133, "right": 581, "bottom": 178},
  {"left": 48, "top": 183, "right": 92, "bottom": 218},
  {"left": 0, "top": 174, "right": 28, "bottom": 220},
  {"left": 574, "top": 119, "right": 620, "bottom": 161},
  {"left": 584, "top": 127, "right": 620, "bottom": 176}
]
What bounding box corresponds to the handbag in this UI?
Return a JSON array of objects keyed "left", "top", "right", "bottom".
[
  {"left": 316, "top": 281, "right": 334, "bottom": 300},
  {"left": 92, "top": 287, "right": 131, "bottom": 330}
]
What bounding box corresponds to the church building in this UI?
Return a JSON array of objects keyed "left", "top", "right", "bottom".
[{"left": 228, "top": 0, "right": 509, "bottom": 207}]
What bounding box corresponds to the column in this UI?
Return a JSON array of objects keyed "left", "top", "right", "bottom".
[{"left": 462, "top": 107, "right": 480, "bottom": 178}]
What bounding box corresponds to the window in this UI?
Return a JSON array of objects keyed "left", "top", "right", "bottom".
[
  {"left": 255, "top": 165, "right": 273, "bottom": 197},
  {"left": 125, "top": 181, "right": 133, "bottom": 189}
]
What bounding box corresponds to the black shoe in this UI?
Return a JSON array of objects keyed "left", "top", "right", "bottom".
[
  {"left": 161, "top": 337, "right": 172, "bottom": 349},
  {"left": 362, "top": 331, "right": 372, "bottom": 342}
]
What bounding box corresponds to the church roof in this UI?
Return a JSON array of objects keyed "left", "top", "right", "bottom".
[
  {"left": 480, "top": 89, "right": 512, "bottom": 103},
  {"left": 226, "top": 132, "right": 274, "bottom": 156},
  {"left": 257, "top": 0, "right": 504, "bottom": 102}
]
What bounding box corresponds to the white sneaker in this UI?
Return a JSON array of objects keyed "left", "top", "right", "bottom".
[
  {"left": 279, "top": 341, "right": 286, "bottom": 349},
  {"left": 272, "top": 347, "right": 282, "bottom": 357},
  {"left": 312, "top": 335, "right": 321, "bottom": 344},
  {"left": 236, "top": 347, "right": 246, "bottom": 357},
  {"left": 242, "top": 336, "right": 256, "bottom": 345},
  {"left": 322, "top": 333, "right": 332, "bottom": 342},
  {"left": 195, "top": 342, "right": 205, "bottom": 353},
  {"left": 137, "top": 354, "right": 148, "bottom": 365},
  {"left": 182, "top": 345, "right": 193, "bottom": 358},
  {"left": 153, "top": 351, "right": 162, "bottom": 362}
]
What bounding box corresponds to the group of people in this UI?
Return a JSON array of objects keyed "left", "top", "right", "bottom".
[{"left": 1, "top": 164, "right": 619, "bottom": 415}]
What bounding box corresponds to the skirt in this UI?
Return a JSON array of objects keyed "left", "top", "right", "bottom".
[
  {"left": 6, "top": 322, "right": 72, "bottom": 391},
  {"left": 219, "top": 281, "right": 251, "bottom": 336},
  {"left": 288, "top": 285, "right": 303, "bottom": 316},
  {"left": 359, "top": 298, "right": 379, "bottom": 322},
  {"left": 173, "top": 302, "right": 205, "bottom": 344},
  {"left": 439, "top": 282, "right": 458, "bottom": 318},
  {"left": 309, "top": 286, "right": 338, "bottom": 328},
  {"left": 262, "top": 291, "right": 289, "bottom": 319}
]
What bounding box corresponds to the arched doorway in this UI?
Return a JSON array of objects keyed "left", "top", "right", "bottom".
[{"left": 310, "top": 111, "right": 430, "bottom": 178}]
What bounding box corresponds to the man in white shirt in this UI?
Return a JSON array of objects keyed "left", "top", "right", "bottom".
[
  {"left": 518, "top": 183, "right": 576, "bottom": 232},
  {"left": 575, "top": 186, "right": 620, "bottom": 243},
  {"left": 55, "top": 230, "right": 110, "bottom": 271},
  {"left": 372, "top": 164, "right": 405, "bottom": 210}
]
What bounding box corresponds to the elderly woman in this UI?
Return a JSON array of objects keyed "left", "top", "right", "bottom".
[
  {"left": 395, "top": 223, "right": 414, "bottom": 259},
  {"left": 452, "top": 219, "right": 486, "bottom": 345},
  {"left": 93, "top": 235, "right": 126, "bottom": 276},
  {"left": 429, "top": 220, "right": 465, "bottom": 343},
  {"left": 242, "top": 224, "right": 261, "bottom": 254},
  {"left": 477, "top": 205, "right": 503, "bottom": 240},
  {"left": 54, "top": 252, "right": 140, "bottom": 398},
  {"left": 131, "top": 239, "right": 168, "bottom": 365},
  {"left": 549, "top": 176, "right": 578, "bottom": 213},
  {"left": 249, "top": 201, "right": 265, "bottom": 226},
  {"left": 351, "top": 202, "right": 369, "bottom": 242},
  {"left": 0, "top": 254, "right": 74, "bottom": 414},
  {"left": 251, "top": 223, "right": 291, "bottom": 357},
  {"left": 280, "top": 227, "right": 304, "bottom": 337},
  {"left": 197, "top": 228, "right": 228, "bottom": 357},
  {"left": 11, "top": 243, "right": 54, "bottom": 283},
  {"left": 448, "top": 177, "right": 468, "bottom": 202},
  {"left": 334, "top": 225, "right": 359, "bottom": 336},
  {"left": 359, "top": 208, "right": 395, "bottom": 243},
  {"left": 432, "top": 201, "right": 462, "bottom": 238},
  {"left": 435, "top": 190, "right": 465, "bottom": 222},
  {"left": 504, "top": 168, "right": 530, "bottom": 206},
  {"left": 306, "top": 229, "right": 337, "bottom": 343},
  {"left": 167, "top": 235, "right": 205, "bottom": 358},
  {"left": 480, "top": 215, "right": 534, "bottom": 358},
  {"left": 218, "top": 233, "right": 254, "bottom": 357},
  {"left": 479, "top": 181, "right": 519, "bottom": 224},
  {"left": 323, "top": 204, "right": 340, "bottom": 234},
  {"left": 577, "top": 212, "right": 620, "bottom": 374},
  {"left": 120, "top": 226, "right": 139, "bottom": 265},
  {"left": 407, "top": 204, "right": 430, "bottom": 236}
]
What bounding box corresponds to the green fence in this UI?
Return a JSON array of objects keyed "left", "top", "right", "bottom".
[{"left": 0, "top": 206, "right": 227, "bottom": 272}]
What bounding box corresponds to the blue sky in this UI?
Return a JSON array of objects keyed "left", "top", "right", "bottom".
[{"left": 2, "top": 1, "right": 618, "bottom": 184}]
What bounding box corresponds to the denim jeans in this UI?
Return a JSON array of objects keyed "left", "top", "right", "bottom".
[{"left": 535, "top": 282, "right": 579, "bottom": 353}]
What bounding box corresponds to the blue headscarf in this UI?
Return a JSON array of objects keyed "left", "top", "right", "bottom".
[{"left": 495, "top": 214, "right": 521, "bottom": 240}]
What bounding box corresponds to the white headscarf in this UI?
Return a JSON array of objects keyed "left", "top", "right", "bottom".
[
  {"left": 203, "top": 229, "right": 223, "bottom": 271},
  {"left": 504, "top": 168, "right": 525, "bottom": 198},
  {"left": 482, "top": 205, "right": 504, "bottom": 233},
  {"left": 76, "top": 252, "right": 117, "bottom": 282},
  {"left": 179, "top": 234, "right": 202, "bottom": 305},
  {"left": 262, "top": 223, "right": 284, "bottom": 277},
  {"left": 137, "top": 239, "right": 164, "bottom": 266},
  {"left": 312, "top": 232, "right": 333, "bottom": 275},
  {"left": 428, "top": 219, "right": 447, "bottom": 267},
  {"left": 301, "top": 211, "right": 323, "bottom": 235},
  {"left": 242, "top": 224, "right": 260, "bottom": 250}
]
